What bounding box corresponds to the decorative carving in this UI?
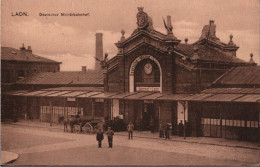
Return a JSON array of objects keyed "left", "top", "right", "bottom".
[{"left": 136, "top": 7, "right": 149, "bottom": 30}]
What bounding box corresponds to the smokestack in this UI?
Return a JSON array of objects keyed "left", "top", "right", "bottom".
[
  {"left": 95, "top": 33, "right": 103, "bottom": 70},
  {"left": 82, "top": 66, "right": 87, "bottom": 72}
]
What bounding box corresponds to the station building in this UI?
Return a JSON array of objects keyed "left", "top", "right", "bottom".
[{"left": 3, "top": 8, "right": 259, "bottom": 141}]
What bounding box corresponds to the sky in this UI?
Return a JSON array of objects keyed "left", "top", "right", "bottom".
[{"left": 1, "top": 0, "right": 259, "bottom": 71}]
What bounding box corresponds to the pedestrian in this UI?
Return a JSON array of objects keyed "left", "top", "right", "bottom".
[
  {"left": 127, "top": 121, "right": 134, "bottom": 140},
  {"left": 150, "top": 117, "right": 155, "bottom": 133},
  {"left": 178, "top": 120, "right": 184, "bottom": 137},
  {"left": 96, "top": 128, "right": 104, "bottom": 148},
  {"left": 106, "top": 127, "right": 114, "bottom": 148},
  {"left": 165, "top": 122, "right": 170, "bottom": 140},
  {"left": 159, "top": 121, "right": 164, "bottom": 138},
  {"left": 63, "top": 117, "right": 69, "bottom": 132}
]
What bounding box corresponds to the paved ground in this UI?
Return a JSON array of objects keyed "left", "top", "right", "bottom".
[{"left": 1, "top": 124, "right": 260, "bottom": 165}]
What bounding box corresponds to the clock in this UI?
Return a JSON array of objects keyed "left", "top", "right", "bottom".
[{"left": 144, "top": 63, "right": 153, "bottom": 75}]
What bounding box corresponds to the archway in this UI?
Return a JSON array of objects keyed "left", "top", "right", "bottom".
[{"left": 129, "top": 55, "right": 162, "bottom": 93}]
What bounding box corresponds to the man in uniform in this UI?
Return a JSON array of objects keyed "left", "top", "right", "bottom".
[
  {"left": 106, "top": 127, "right": 114, "bottom": 148},
  {"left": 96, "top": 128, "right": 104, "bottom": 148},
  {"left": 127, "top": 121, "right": 134, "bottom": 140}
]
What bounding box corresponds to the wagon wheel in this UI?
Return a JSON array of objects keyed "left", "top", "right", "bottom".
[
  {"left": 83, "top": 123, "right": 93, "bottom": 134},
  {"left": 74, "top": 125, "right": 81, "bottom": 133}
]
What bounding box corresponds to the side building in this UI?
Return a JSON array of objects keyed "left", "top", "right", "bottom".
[{"left": 1, "top": 44, "right": 61, "bottom": 91}]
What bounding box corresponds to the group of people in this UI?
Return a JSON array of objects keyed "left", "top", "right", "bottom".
[
  {"left": 96, "top": 127, "right": 114, "bottom": 148},
  {"left": 95, "top": 121, "right": 135, "bottom": 148},
  {"left": 159, "top": 121, "right": 171, "bottom": 140}
]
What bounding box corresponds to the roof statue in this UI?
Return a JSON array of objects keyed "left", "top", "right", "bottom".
[
  {"left": 94, "top": 53, "right": 108, "bottom": 69},
  {"left": 136, "top": 7, "right": 149, "bottom": 30},
  {"left": 163, "top": 15, "right": 176, "bottom": 39},
  {"left": 200, "top": 20, "right": 220, "bottom": 41}
]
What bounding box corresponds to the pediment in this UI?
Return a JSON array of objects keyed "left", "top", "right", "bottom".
[{"left": 115, "top": 30, "right": 180, "bottom": 55}]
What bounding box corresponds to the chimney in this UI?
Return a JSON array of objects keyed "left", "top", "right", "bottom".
[
  {"left": 82, "top": 66, "right": 87, "bottom": 72},
  {"left": 20, "top": 43, "right": 26, "bottom": 52},
  {"left": 95, "top": 33, "right": 103, "bottom": 70},
  {"left": 185, "top": 38, "right": 188, "bottom": 44},
  {"left": 27, "top": 46, "right": 32, "bottom": 53}
]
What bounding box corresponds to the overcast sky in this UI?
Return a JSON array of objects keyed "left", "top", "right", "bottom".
[{"left": 2, "top": 0, "right": 259, "bottom": 71}]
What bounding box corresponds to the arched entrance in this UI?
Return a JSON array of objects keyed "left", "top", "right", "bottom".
[{"left": 129, "top": 55, "right": 162, "bottom": 93}]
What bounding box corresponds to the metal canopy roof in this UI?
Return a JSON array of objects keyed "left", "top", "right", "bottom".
[
  {"left": 183, "top": 93, "right": 214, "bottom": 101},
  {"left": 202, "top": 94, "right": 245, "bottom": 102},
  {"left": 202, "top": 88, "right": 260, "bottom": 94},
  {"left": 37, "top": 91, "right": 60, "bottom": 97},
  {"left": 89, "top": 92, "right": 121, "bottom": 99},
  {"left": 157, "top": 94, "right": 190, "bottom": 101},
  {"left": 47, "top": 91, "right": 72, "bottom": 97},
  {"left": 6, "top": 90, "right": 30, "bottom": 96},
  {"left": 60, "top": 91, "right": 87, "bottom": 97},
  {"left": 234, "top": 94, "right": 260, "bottom": 102},
  {"left": 124, "top": 92, "right": 155, "bottom": 100},
  {"left": 23, "top": 90, "right": 48, "bottom": 96},
  {"left": 77, "top": 91, "right": 103, "bottom": 98},
  {"left": 140, "top": 92, "right": 163, "bottom": 100},
  {"left": 110, "top": 92, "right": 139, "bottom": 99}
]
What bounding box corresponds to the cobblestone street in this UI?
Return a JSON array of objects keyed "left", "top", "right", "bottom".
[{"left": 2, "top": 124, "right": 259, "bottom": 165}]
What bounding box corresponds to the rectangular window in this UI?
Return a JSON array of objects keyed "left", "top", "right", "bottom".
[
  {"left": 241, "top": 120, "right": 245, "bottom": 127},
  {"left": 247, "top": 121, "right": 251, "bottom": 128},
  {"left": 222, "top": 119, "right": 226, "bottom": 126}
]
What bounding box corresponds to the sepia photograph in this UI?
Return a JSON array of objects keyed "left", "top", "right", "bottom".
[{"left": 1, "top": 0, "right": 260, "bottom": 166}]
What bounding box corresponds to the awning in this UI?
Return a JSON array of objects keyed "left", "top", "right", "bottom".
[
  {"left": 47, "top": 91, "right": 73, "bottom": 97},
  {"left": 157, "top": 94, "right": 190, "bottom": 101},
  {"left": 124, "top": 92, "right": 155, "bottom": 100},
  {"left": 23, "top": 90, "right": 48, "bottom": 96},
  {"left": 234, "top": 94, "right": 260, "bottom": 102},
  {"left": 183, "top": 93, "right": 214, "bottom": 101},
  {"left": 202, "top": 88, "right": 260, "bottom": 94},
  {"left": 109, "top": 92, "right": 139, "bottom": 99},
  {"left": 77, "top": 91, "right": 103, "bottom": 98},
  {"left": 37, "top": 91, "right": 60, "bottom": 97},
  {"left": 5, "top": 90, "right": 30, "bottom": 96},
  {"left": 141, "top": 92, "right": 163, "bottom": 100},
  {"left": 202, "top": 94, "right": 245, "bottom": 102},
  {"left": 89, "top": 92, "right": 121, "bottom": 99},
  {"left": 60, "top": 91, "right": 87, "bottom": 97}
]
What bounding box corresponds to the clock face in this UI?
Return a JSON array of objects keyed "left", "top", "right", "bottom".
[{"left": 144, "top": 63, "right": 153, "bottom": 74}]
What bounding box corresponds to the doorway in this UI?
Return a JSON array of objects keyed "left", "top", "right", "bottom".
[{"left": 142, "top": 103, "right": 155, "bottom": 131}]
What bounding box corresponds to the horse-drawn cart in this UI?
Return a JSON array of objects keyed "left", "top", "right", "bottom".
[{"left": 68, "top": 118, "right": 102, "bottom": 134}]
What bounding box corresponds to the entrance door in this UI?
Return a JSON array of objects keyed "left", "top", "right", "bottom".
[{"left": 143, "top": 103, "right": 154, "bottom": 131}]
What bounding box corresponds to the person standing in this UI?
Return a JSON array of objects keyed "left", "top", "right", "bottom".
[
  {"left": 159, "top": 121, "right": 164, "bottom": 138},
  {"left": 63, "top": 117, "right": 69, "bottom": 132},
  {"left": 106, "top": 127, "right": 114, "bottom": 148},
  {"left": 178, "top": 120, "right": 184, "bottom": 137},
  {"left": 96, "top": 128, "right": 104, "bottom": 148},
  {"left": 127, "top": 121, "right": 134, "bottom": 140},
  {"left": 165, "top": 122, "right": 170, "bottom": 140}
]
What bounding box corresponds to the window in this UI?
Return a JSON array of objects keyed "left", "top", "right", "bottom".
[{"left": 17, "top": 70, "right": 25, "bottom": 78}]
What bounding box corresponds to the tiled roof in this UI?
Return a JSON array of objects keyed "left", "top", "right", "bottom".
[
  {"left": 16, "top": 70, "right": 104, "bottom": 85},
  {"left": 175, "top": 44, "right": 246, "bottom": 63},
  {"left": 1, "top": 47, "right": 60, "bottom": 63},
  {"left": 213, "top": 66, "right": 260, "bottom": 85}
]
